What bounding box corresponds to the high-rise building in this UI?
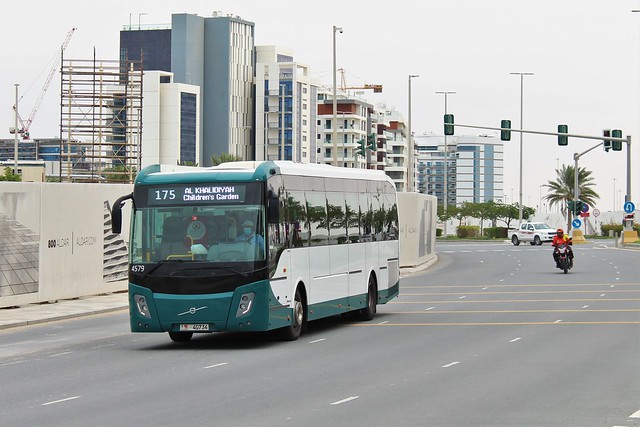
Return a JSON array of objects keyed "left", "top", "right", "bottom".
[
  {"left": 171, "top": 13, "right": 255, "bottom": 165},
  {"left": 119, "top": 13, "right": 255, "bottom": 166},
  {"left": 119, "top": 25, "right": 171, "bottom": 72},
  {"left": 254, "top": 46, "right": 320, "bottom": 163},
  {"left": 415, "top": 134, "right": 504, "bottom": 205}
]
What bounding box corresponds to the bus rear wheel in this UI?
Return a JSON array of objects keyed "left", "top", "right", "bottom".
[
  {"left": 358, "top": 277, "right": 377, "bottom": 321},
  {"left": 169, "top": 331, "right": 193, "bottom": 342},
  {"left": 278, "top": 287, "right": 305, "bottom": 341}
]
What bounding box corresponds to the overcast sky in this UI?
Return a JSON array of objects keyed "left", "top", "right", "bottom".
[{"left": 3, "top": 0, "right": 639, "bottom": 213}]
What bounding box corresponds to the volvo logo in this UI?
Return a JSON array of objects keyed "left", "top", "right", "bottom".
[{"left": 177, "top": 306, "right": 207, "bottom": 316}]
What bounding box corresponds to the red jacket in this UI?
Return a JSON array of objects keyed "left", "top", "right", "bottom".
[{"left": 552, "top": 235, "right": 571, "bottom": 248}]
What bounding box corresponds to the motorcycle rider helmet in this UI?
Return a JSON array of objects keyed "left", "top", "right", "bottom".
[{"left": 556, "top": 228, "right": 564, "bottom": 236}]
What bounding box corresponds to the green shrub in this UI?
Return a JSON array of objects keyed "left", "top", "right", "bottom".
[
  {"left": 457, "top": 225, "right": 480, "bottom": 238},
  {"left": 436, "top": 228, "right": 443, "bottom": 237},
  {"left": 484, "top": 227, "right": 508, "bottom": 238},
  {"left": 601, "top": 223, "right": 623, "bottom": 236}
]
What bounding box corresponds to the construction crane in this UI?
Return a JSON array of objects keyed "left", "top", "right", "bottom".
[
  {"left": 10, "top": 27, "right": 76, "bottom": 139},
  {"left": 338, "top": 68, "right": 382, "bottom": 93}
]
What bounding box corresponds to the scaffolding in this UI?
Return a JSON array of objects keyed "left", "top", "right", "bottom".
[{"left": 59, "top": 55, "right": 143, "bottom": 183}]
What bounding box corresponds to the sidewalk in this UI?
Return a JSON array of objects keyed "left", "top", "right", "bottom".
[
  {"left": 0, "top": 258, "right": 440, "bottom": 331},
  {"left": 0, "top": 292, "right": 128, "bottom": 330}
]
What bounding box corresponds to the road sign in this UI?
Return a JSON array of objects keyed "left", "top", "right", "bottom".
[
  {"left": 581, "top": 203, "right": 589, "bottom": 213},
  {"left": 579, "top": 212, "right": 590, "bottom": 218},
  {"left": 572, "top": 218, "right": 582, "bottom": 229},
  {"left": 593, "top": 208, "right": 600, "bottom": 217},
  {"left": 624, "top": 201, "right": 635, "bottom": 213}
]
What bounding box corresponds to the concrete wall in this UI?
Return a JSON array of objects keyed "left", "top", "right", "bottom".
[
  {"left": 398, "top": 192, "right": 438, "bottom": 268},
  {"left": 0, "top": 182, "right": 132, "bottom": 308}
]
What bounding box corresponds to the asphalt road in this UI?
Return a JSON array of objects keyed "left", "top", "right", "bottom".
[{"left": 1, "top": 240, "right": 639, "bottom": 427}]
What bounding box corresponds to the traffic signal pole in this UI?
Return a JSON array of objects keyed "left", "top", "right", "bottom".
[
  {"left": 451, "top": 122, "right": 632, "bottom": 215},
  {"left": 573, "top": 141, "right": 605, "bottom": 226}
]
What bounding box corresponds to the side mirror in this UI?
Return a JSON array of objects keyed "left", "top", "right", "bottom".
[{"left": 111, "top": 193, "right": 133, "bottom": 234}]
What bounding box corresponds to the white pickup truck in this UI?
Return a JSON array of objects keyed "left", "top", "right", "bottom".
[{"left": 509, "top": 222, "right": 556, "bottom": 246}]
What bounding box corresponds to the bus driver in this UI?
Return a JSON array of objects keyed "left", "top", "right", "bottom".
[{"left": 236, "top": 219, "right": 265, "bottom": 250}]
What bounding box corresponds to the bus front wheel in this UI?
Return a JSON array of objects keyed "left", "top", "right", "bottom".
[
  {"left": 279, "top": 287, "right": 305, "bottom": 341},
  {"left": 169, "top": 331, "right": 193, "bottom": 342}
]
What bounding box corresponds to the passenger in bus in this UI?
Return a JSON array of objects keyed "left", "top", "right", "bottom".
[{"left": 236, "top": 219, "right": 265, "bottom": 249}]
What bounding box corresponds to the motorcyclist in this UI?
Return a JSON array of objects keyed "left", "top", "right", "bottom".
[{"left": 551, "top": 228, "right": 574, "bottom": 268}]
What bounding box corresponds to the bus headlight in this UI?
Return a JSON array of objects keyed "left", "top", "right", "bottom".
[
  {"left": 236, "top": 292, "right": 255, "bottom": 317},
  {"left": 134, "top": 294, "right": 151, "bottom": 318}
]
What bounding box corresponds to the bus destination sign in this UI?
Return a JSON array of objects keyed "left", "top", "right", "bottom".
[{"left": 148, "top": 184, "right": 246, "bottom": 206}]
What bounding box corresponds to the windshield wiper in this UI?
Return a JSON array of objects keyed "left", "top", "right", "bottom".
[
  {"left": 176, "top": 265, "right": 247, "bottom": 276},
  {"left": 141, "top": 259, "right": 186, "bottom": 279}
]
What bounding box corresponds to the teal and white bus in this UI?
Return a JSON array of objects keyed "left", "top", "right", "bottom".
[{"left": 111, "top": 161, "right": 399, "bottom": 342}]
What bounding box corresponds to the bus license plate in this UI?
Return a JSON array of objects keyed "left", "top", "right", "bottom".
[{"left": 180, "top": 324, "right": 209, "bottom": 331}]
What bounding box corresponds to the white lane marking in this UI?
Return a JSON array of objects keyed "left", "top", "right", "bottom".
[
  {"left": 600, "top": 294, "right": 606, "bottom": 297},
  {"left": 330, "top": 396, "right": 359, "bottom": 405},
  {"left": 49, "top": 351, "right": 72, "bottom": 357},
  {"left": 582, "top": 305, "right": 589, "bottom": 309},
  {"left": 442, "top": 361, "right": 460, "bottom": 368},
  {"left": 309, "top": 338, "right": 327, "bottom": 343},
  {"left": 554, "top": 320, "right": 563, "bottom": 324},
  {"left": 509, "top": 337, "right": 522, "bottom": 343},
  {"left": 42, "top": 396, "right": 81, "bottom": 406},
  {"left": 425, "top": 307, "right": 435, "bottom": 311},
  {"left": 204, "top": 362, "right": 229, "bottom": 369},
  {"left": 0, "top": 360, "right": 24, "bottom": 367},
  {"left": 482, "top": 287, "right": 488, "bottom": 290},
  {"left": 630, "top": 408, "right": 640, "bottom": 418},
  {"left": 459, "top": 296, "right": 466, "bottom": 300},
  {"left": 377, "top": 321, "right": 389, "bottom": 325}
]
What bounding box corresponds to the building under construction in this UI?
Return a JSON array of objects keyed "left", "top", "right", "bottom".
[{"left": 59, "top": 55, "right": 143, "bottom": 183}]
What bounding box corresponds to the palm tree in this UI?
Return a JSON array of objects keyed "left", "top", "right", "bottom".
[
  {"left": 210, "top": 153, "right": 243, "bottom": 165},
  {"left": 543, "top": 164, "right": 599, "bottom": 231}
]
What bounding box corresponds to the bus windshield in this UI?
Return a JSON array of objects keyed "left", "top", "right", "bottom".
[{"left": 131, "top": 205, "right": 266, "bottom": 264}]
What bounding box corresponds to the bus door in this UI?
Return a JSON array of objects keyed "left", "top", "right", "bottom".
[
  {"left": 327, "top": 192, "right": 349, "bottom": 312},
  {"left": 346, "top": 192, "right": 366, "bottom": 300},
  {"left": 306, "top": 191, "right": 346, "bottom": 312}
]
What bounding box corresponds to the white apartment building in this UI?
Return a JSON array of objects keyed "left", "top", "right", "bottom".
[
  {"left": 254, "top": 46, "right": 320, "bottom": 163},
  {"left": 378, "top": 107, "right": 409, "bottom": 192}
]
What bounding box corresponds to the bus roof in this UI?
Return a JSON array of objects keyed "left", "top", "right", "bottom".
[{"left": 135, "top": 161, "right": 393, "bottom": 186}]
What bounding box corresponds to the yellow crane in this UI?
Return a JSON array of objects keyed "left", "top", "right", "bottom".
[{"left": 338, "top": 68, "right": 382, "bottom": 93}]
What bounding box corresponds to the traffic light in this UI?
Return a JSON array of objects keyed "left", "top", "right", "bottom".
[
  {"left": 444, "top": 114, "right": 454, "bottom": 136},
  {"left": 500, "top": 120, "right": 511, "bottom": 141},
  {"left": 568, "top": 200, "right": 584, "bottom": 215},
  {"left": 557, "top": 124, "right": 568, "bottom": 146},
  {"left": 611, "top": 129, "right": 623, "bottom": 151},
  {"left": 603, "top": 129, "right": 611, "bottom": 152},
  {"left": 367, "top": 133, "right": 377, "bottom": 151},
  {"left": 356, "top": 138, "right": 366, "bottom": 156}
]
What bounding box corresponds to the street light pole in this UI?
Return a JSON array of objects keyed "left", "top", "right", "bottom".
[
  {"left": 332, "top": 25, "right": 343, "bottom": 167},
  {"left": 407, "top": 75, "right": 419, "bottom": 192},
  {"left": 436, "top": 91, "right": 455, "bottom": 236},
  {"left": 14, "top": 84, "right": 19, "bottom": 175},
  {"left": 510, "top": 72, "right": 534, "bottom": 224}
]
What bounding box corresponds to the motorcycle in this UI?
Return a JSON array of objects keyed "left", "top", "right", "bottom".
[{"left": 554, "top": 243, "right": 573, "bottom": 274}]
